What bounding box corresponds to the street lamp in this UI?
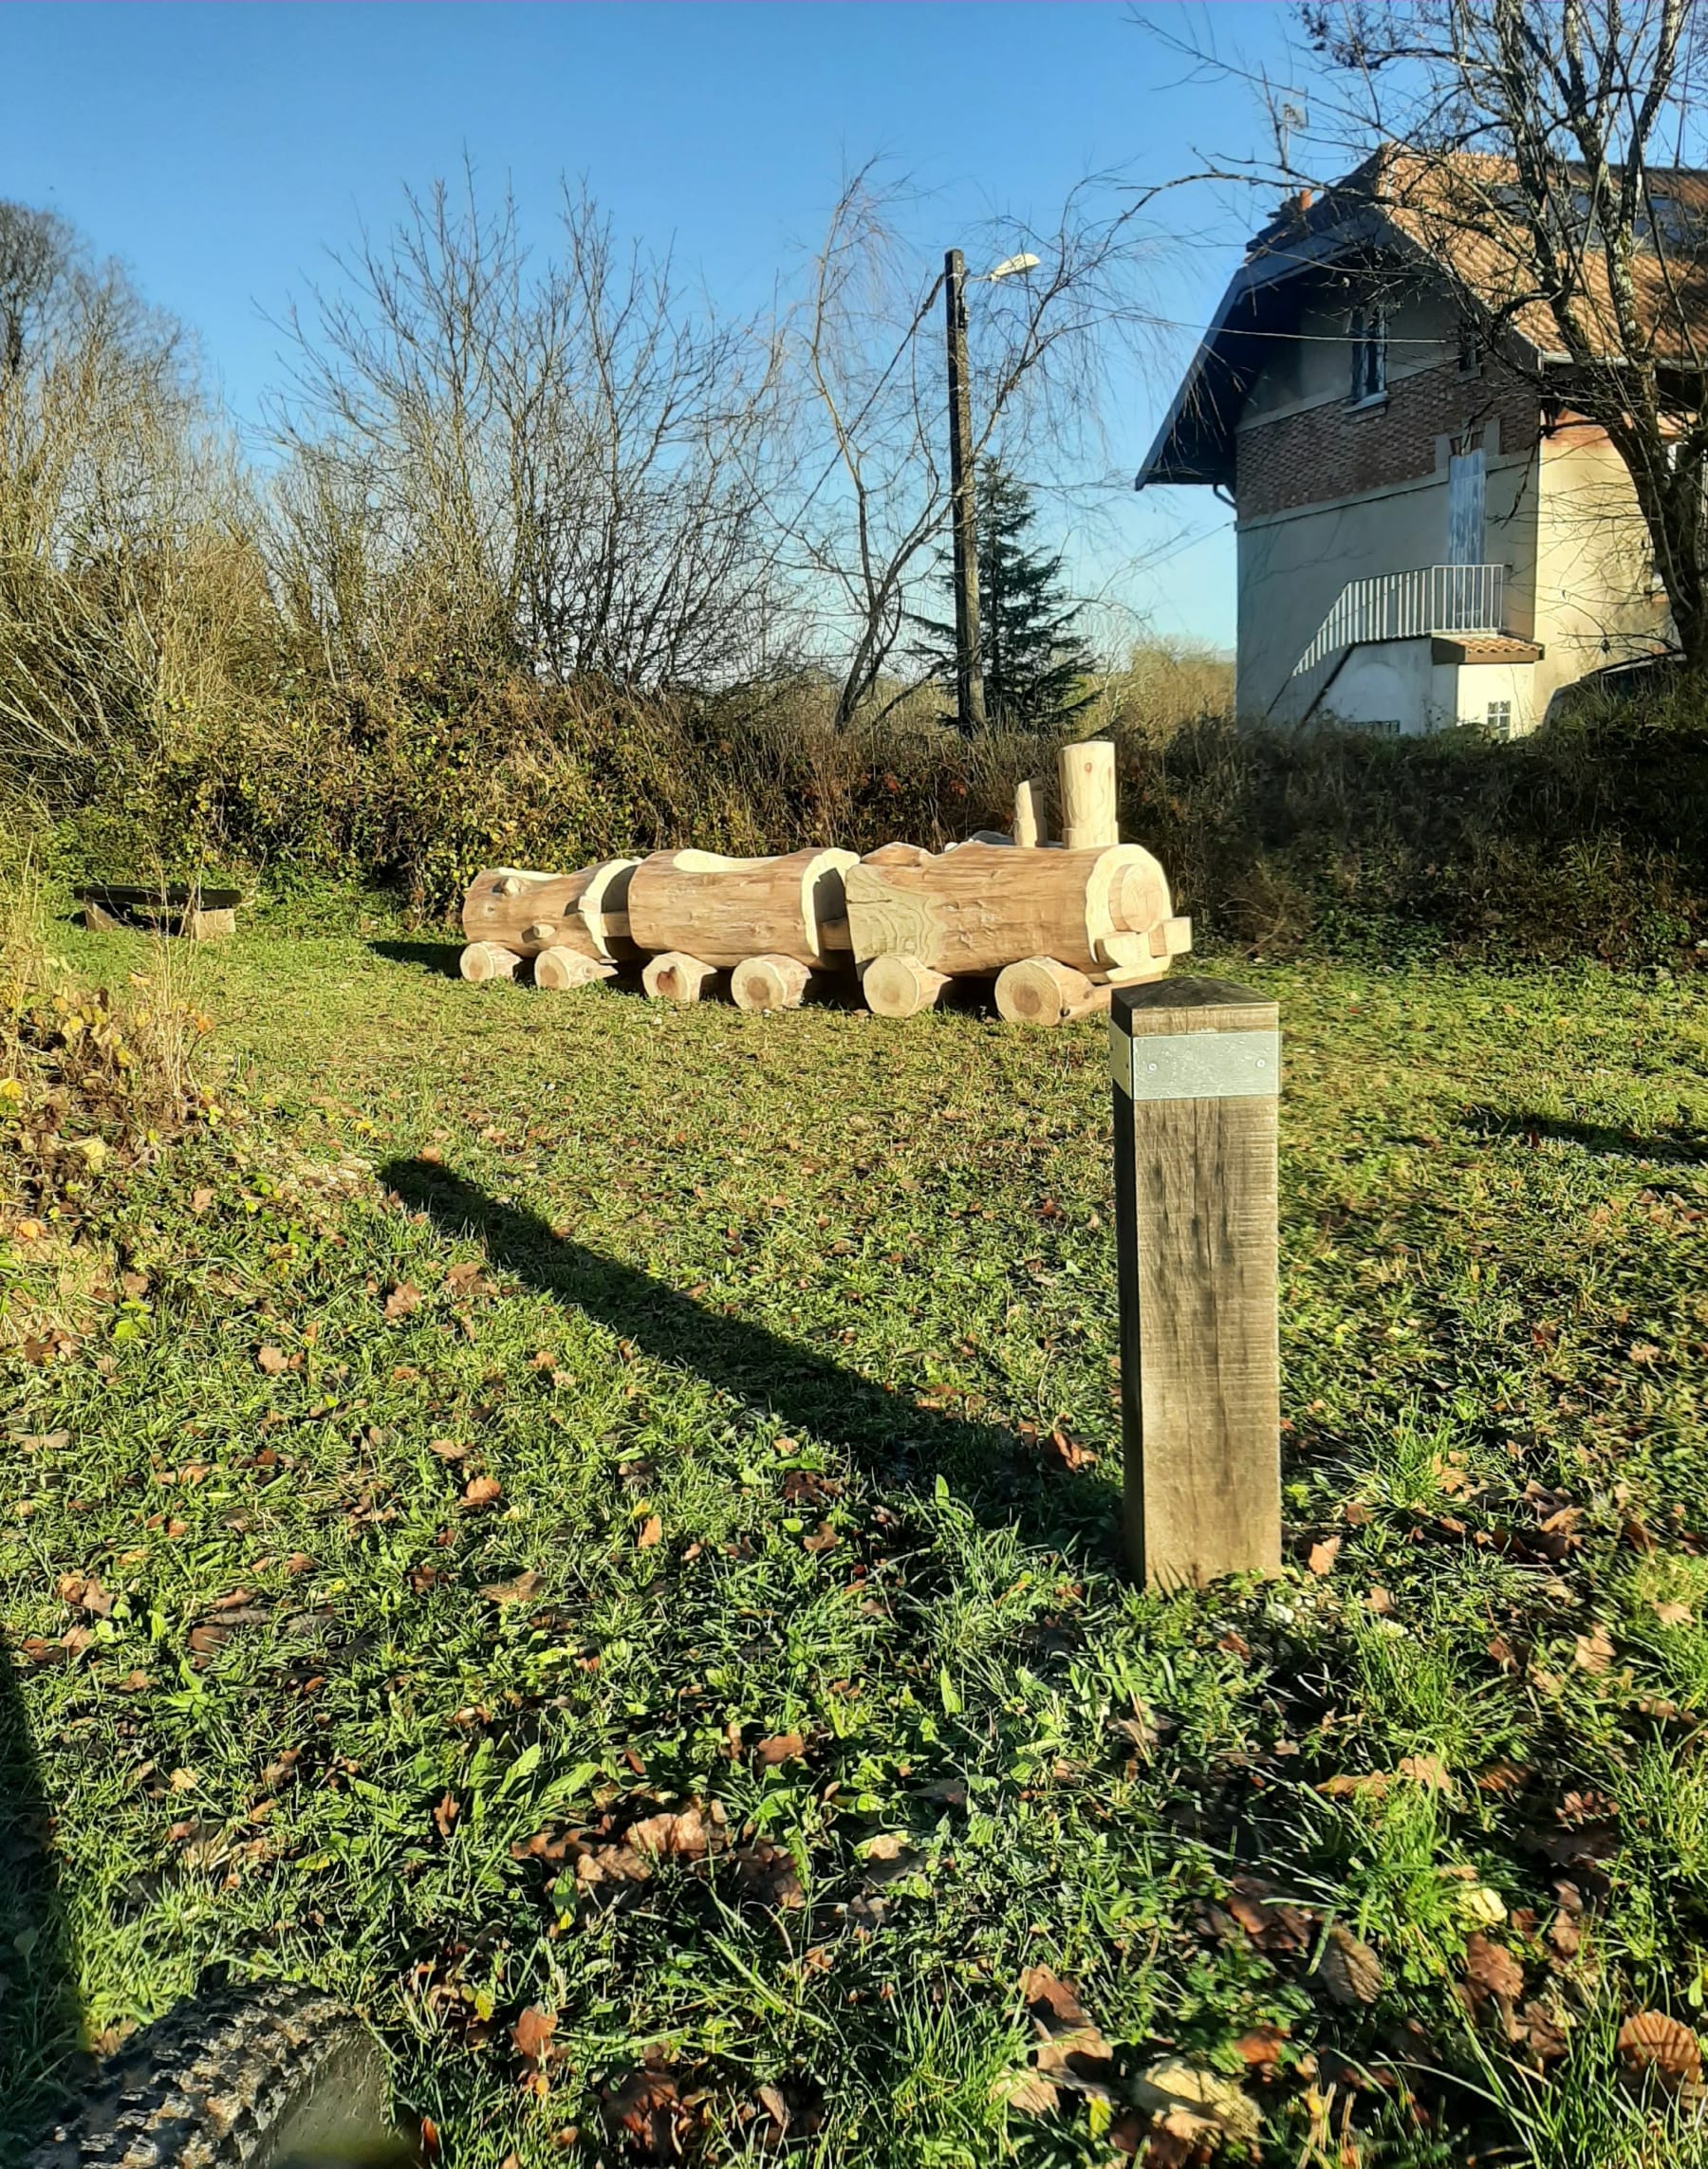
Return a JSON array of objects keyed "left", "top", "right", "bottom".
[{"left": 944, "top": 249, "right": 1039, "bottom": 735}]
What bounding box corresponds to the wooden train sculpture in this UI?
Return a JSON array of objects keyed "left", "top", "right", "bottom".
[{"left": 457, "top": 738, "right": 1191, "bottom": 1027}]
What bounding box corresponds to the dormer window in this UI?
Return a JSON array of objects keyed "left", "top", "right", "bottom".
[{"left": 1348, "top": 304, "right": 1387, "bottom": 404}]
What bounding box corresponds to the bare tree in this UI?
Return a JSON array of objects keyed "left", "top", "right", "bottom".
[
  {"left": 1162, "top": 0, "right": 1708, "bottom": 670},
  {"left": 782, "top": 166, "right": 1170, "bottom": 729},
  {"left": 0, "top": 201, "right": 256, "bottom": 802},
  {"left": 269, "top": 170, "right": 798, "bottom": 692}
]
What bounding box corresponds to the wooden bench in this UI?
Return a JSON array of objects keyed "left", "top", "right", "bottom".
[{"left": 76, "top": 884, "right": 243, "bottom": 940}]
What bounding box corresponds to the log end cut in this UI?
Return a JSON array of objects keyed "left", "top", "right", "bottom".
[
  {"left": 642, "top": 952, "right": 720, "bottom": 1006},
  {"left": 862, "top": 954, "right": 951, "bottom": 1019},
  {"left": 730, "top": 954, "right": 813, "bottom": 1012},
  {"left": 993, "top": 955, "right": 1096, "bottom": 1026},
  {"left": 459, "top": 941, "right": 523, "bottom": 984},
  {"left": 534, "top": 948, "right": 618, "bottom": 992}
]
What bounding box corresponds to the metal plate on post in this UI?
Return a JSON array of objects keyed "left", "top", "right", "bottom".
[{"left": 1110, "top": 1028, "right": 1280, "bottom": 1102}]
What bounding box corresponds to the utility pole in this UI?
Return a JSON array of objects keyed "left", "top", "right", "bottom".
[{"left": 944, "top": 248, "right": 987, "bottom": 736}]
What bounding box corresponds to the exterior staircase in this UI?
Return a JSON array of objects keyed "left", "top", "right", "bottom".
[{"left": 1276, "top": 564, "right": 1512, "bottom": 724}]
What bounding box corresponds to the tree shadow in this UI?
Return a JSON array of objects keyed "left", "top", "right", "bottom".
[
  {"left": 0, "top": 1642, "right": 84, "bottom": 2148},
  {"left": 366, "top": 941, "right": 464, "bottom": 977},
  {"left": 380, "top": 1158, "right": 1118, "bottom": 1563},
  {"left": 1462, "top": 1105, "right": 1707, "bottom": 1165}
]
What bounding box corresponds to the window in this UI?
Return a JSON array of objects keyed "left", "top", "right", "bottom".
[
  {"left": 1347, "top": 305, "right": 1387, "bottom": 403},
  {"left": 1486, "top": 699, "right": 1513, "bottom": 738}
]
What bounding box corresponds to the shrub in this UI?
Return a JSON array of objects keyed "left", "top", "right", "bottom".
[
  {"left": 37, "top": 668, "right": 1708, "bottom": 968},
  {"left": 0, "top": 866, "right": 216, "bottom": 1223}
]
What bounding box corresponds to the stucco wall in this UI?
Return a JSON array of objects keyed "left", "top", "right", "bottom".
[
  {"left": 1319, "top": 639, "right": 1435, "bottom": 732},
  {"left": 1455, "top": 659, "right": 1538, "bottom": 734},
  {"left": 1217, "top": 265, "right": 1672, "bottom": 731},
  {"left": 1239, "top": 446, "right": 1539, "bottom": 722},
  {"left": 1532, "top": 423, "right": 1672, "bottom": 711}
]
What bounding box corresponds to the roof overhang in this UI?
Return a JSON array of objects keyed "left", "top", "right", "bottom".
[
  {"left": 1135, "top": 217, "right": 1384, "bottom": 491},
  {"left": 1135, "top": 196, "right": 1554, "bottom": 491}
]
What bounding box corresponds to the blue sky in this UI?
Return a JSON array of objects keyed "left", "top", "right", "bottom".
[{"left": 1, "top": 2, "right": 1307, "bottom": 653}]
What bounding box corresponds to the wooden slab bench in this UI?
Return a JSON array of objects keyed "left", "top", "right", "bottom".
[{"left": 76, "top": 884, "right": 243, "bottom": 939}]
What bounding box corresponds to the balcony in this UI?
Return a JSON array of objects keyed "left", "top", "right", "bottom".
[{"left": 1291, "top": 564, "right": 1507, "bottom": 679}]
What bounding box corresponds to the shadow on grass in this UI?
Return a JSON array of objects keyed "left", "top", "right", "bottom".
[
  {"left": 1463, "top": 1105, "right": 1707, "bottom": 1164},
  {"left": 1, "top": 1644, "right": 83, "bottom": 2147},
  {"left": 381, "top": 1157, "right": 1118, "bottom": 1562},
  {"left": 367, "top": 940, "right": 464, "bottom": 977}
]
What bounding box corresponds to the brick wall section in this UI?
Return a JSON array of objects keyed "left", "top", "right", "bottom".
[{"left": 1235, "top": 361, "right": 1540, "bottom": 520}]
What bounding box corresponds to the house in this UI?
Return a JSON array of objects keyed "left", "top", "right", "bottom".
[{"left": 1137, "top": 150, "right": 1687, "bottom": 735}]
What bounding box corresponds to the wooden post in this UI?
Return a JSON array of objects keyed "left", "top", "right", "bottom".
[
  {"left": 944, "top": 249, "right": 987, "bottom": 737},
  {"left": 1059, "top": 739, "right": 1119, "bottom": 850},
  {"left": 1013, "top": 776, "right": 1047, "bottom": 848},
  {"left": 1110, "top": 978, "right": 1281, "bottom": 1588}
]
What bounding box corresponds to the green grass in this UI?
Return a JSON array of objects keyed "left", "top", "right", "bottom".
[{"left": 6, "top": 895, "right": 1708, "bottom": 2165}]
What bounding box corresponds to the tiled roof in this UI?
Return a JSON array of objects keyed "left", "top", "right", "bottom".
[
  {"left": 1139, "top": 147, "right": 1708, "bottom": 490},
  {"left": 1254, "top": 146, "right": 1708, "bottom": 367},
  {"left": 1430, "top": 634, "right": 1546, "bottom": 666}
]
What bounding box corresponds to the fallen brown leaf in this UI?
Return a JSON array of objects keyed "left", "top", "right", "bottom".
[
  {"left": 433, "top": 1791, "right": 459, "bottom": 1840},
  {"left": 637, "top": 1514, "right": 662, "bottom": 1548},
  {"left": 1021, "top": 1966, "right": 1092, "bottom": 2034},
  {"left": 602, "top": 2068, "right": 690, "bottom": 2156},
  {"left": 57, "top": 1573, "right": 113, "bottom": 1617},
  {"left": 462, "top": 1474, "right": 502, "bottom": 1509},
  {"left": 623, "top": 1807, "right": 715, "bottom": 1861},
  {"left": 1308, "top": 1535, "right": 1342, "bottom": 1576},
  {"left": 1321, "top": 1770, "right": 1391, "bottom": 1800},
  {"left": 479, "top": 1569, "right": 542, "bottom": 1606},
  {"left": 1132, "top": 2060, "right": 1261, "bottom": 2146},
  {"left": 1654, "top": 1601, "right": 1696, "bottom": 1627},
  {"left": 511, "top": 2005, "right": 556, "bottom": 2065},
  {"left": 383, "top": 1282, "right": 421, "bottom": 1321},
  {"left": 1617, "top": 2010, "right": 1702, "bottom": 2089},
  {"left": 862, "top": 1832, "right": 923, "bottom": 1885},
  {"left": 754, "top": 1733, "right": 805, "bottom": 1767},
  {"left": 1231, "top": 2024, "right": 1288, "bottom": 2068},
  {"left": 1464, "top": 1933, "right": 1525, "bottom": 2003},
  {"left": 1574, "top": 1625, "right": 1615, "bottom": 1674},
  {"left": 1399, "top": 1752, "right": 1452, "bottom": 1792},
  {"left": 996, "top": 2069, "right": 1060, "bottom": 2116},
  {"left": 255, "top": 1345, "right": 287, "bottom": 1376},
  {"left": 1223, "top": 1875, "right": 1317, "bottom": 1954},
  {"left": 732, "top": 1840, "right": 805, "bottom": 1908},
  {"left": 1317, "top": 1923, "right": 1383, "bottom": 2006}
]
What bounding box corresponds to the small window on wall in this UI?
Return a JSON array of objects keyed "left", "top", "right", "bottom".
[
  {"left": 1348, "top": 306, "right": 1387, "bottom": 403},
  {"left": 1487, "top": 699, "right": 1513, "bottom": 738}
]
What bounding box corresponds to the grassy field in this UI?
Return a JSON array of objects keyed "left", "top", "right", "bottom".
[{"left": 5, "top": 892, "right": 1708, "bottom": 2166}]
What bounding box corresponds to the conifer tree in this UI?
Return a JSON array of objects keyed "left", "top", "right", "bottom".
[{"left": 913, "top": 458, "right": 1094, "bottom": 732}]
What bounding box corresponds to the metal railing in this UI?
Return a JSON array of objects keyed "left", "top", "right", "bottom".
[{"left": 1291, "top": 564, "right": 1506, "bottom": 677}]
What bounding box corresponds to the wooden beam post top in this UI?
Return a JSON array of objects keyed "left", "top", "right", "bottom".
[{"left": 1113, "top": 977, "right": 1277, "bottom": 1036}]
